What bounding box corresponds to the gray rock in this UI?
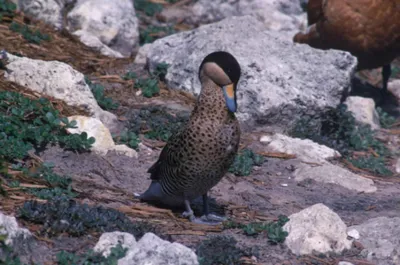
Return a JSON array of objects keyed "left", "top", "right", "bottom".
[
  {"left": 283, "top": 203, "right": 352, "bottom": 255},
  {"left": 147, "top": 16, "right": 357, "bottom": 132},
  {"left": 344, "top": 96, "right": 380, "bottom": 130},
  {"left": 94, "top": 232, "right": 136, "bottom": 257},
  {"left": 94, "top": 232, "right": 198, "bottom": 265},
  {"left": 349, "top": 217, "right": 400, "bottom": 264},
  {"left": 293, "top": 163, "right": 377, "bottom": 193},
  {"left": 388, "top": 79, "right": 400, "bottom": 101},
  {"left": 4, "top": 53, "right": 118, "bottom": 130},
  {"left": 190, "top": 0, "right": 306, "bottom": 37},
  {"left": 338, "top": 262, "right": 354, "bottom": 265},
  {"left": 18, "top": 0, "right": 73, "bottom": 29},
  {"left": 67, "top": 0, "right": 139, "bottom": 58},
  {"left": 0, "top": 212, "right": 31, "bottom": 246},
  {"left": 134, "top": 43, "right": 152, "bottom": 65},
  {"left": 260, "top": 133, "right": 341, "bottom": 163}
]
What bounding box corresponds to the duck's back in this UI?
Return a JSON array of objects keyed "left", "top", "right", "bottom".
[{"left": 305, "top": 0, "right": 400, "bottom": 69}]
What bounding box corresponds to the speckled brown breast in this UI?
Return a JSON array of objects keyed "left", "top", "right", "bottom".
[{"left": 147, "top": 79, "right": 240, "bottom": 201}]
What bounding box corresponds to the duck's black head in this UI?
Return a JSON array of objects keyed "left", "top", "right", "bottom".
[{"left": 198, "top": 51, "right": 241, "bottom": 112}]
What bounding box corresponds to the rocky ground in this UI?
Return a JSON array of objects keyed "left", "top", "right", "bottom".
[{"left": 0, "top": 0, "right": 400, "bottom": 265}]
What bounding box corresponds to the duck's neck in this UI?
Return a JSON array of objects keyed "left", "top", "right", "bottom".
[{"left": 193, "top": 78, "right": 235, "bottom": 121}]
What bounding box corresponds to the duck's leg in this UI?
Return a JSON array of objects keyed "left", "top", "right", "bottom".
[
  {"left": 382, "top": 64, "right": 392, "bottom": 92},
  {"left": 199, "top": 193, "right": 227, "bottom": 223},
  {"left": 182, "top": 199, "right": 196, "bottom": 222}
]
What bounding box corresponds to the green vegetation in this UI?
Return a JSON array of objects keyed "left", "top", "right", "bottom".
[
  {"left": 290, "top": 104, "right": 393, "bottom": 176},
  {"left": 18, "top": 197, "right": 156, "bottom": 238},
  {"left": 196, "top": 235, "right": 253, "bottom": 265},
  {"left": 0, "top": 0, "right": 16, "bottom": 21},
  {"left": 9, "top": 22, "right": 50, "bottom": 45},
  {"left": 134, "top": 0, "right": 163, "bottom": 16},
  {"left": 229, "top": 149, "right": 265, "bottom": 176},
  {"left": 128, "top": 106, "right": 189, "bottom": 142},
  {"left": 56, "top": 244, "right": 127, "bottom": 265},
  {"left": 0, "top": 91, "right": 95, "bottom": 163},
  {"left": 134, "top": 62, "right": 170, "bottom": 98},
  {"left": 376, "top": 107, "right": 396, "bottom": 129},
  {"left": 223, "top": 215, "right": 289, "bottom": 244},
  {"left": 113, "top": 129, "right": 140, "bottom": 150},
  {"left": 85, "top": 77, "right": 119, "bottom": 110},
  {"left": 139, "top": 25, "right": 175, "bottom": 45}
]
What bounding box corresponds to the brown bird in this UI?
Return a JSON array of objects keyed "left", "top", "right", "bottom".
[
  {"left": 137, "top": 51, "right": 241, "bottom": 225},
  {"left": 293, "top": 0, "right": 400, "bottom": 93}
]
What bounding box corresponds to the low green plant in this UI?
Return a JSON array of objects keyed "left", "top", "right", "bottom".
[
  {"left": 85, "top": 77, "right": 119, "bottom": 110},
  {"left": 9, "top": 22, "right": 50, "bottom": 44},
  {"left": 348, "top": 156, "right": 393, "bottom": 176},
  {"left": 122, "top": 71, "right": 137, "bottom": 80},
  {"left": 0, "top": 91, "right": 95, "bottom": 163},
  {"left": 376, "top": 107, "right": 396, "bottom": 129},
  {"left": 135, "top": 78, "right": 159, "bottom": 98},
  {"left": 242, "top": 215, "right": 289, "bottom": 244},
  {"left": 56, "top": 244, "right": 127, "bottom": 265},
  {"left": 113, "top": 129, "right": 140, "bottom": 150},
  {"left": 229, "top": 149, "right": 265, "bottom": 176},
  {"left": 134, "top": 0, "right": 163, "bottom": 16},
  {"left": 290, "top": 104, "right": 393, "bottom": 176},
  {"left": 140, "top": 25, "right": 175, "bottom": 45},
  {"left": 133, "top": 62, "right": 170, "bottom": 98},
  {"left": 196, "top": 236, "right": 252, "bottom": 265},
  {"left": 0, "top": 0, "right": 16, "bottom": 21},
  {"left": 18, "top": 197, "right": 157, "bottom": 238},
  {"left": 128, "top": 106, "right": 189, "bottom": 142}
]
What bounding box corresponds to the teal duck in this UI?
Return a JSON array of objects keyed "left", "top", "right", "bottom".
[{"left": 137, "top": 51, "right": 242, "bottom": 225}]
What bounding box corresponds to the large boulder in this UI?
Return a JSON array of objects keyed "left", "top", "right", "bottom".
[
  {"left": 190, "top": 0, "right": 306, "bottom": 37},
  {"left": 349, "top": 217, "right": 400, "bottom": 265},
  {"left": 18, "top": 0, "right": 73, "bottom": 29},
  {"left": 67, "top": 0, "right": 139, "bottom": 58},
  {"left": 4, "top": 53, "right": 118, "bottom": 130},
  {"left": 146, "top": 15, "right": 357, "bottom": 132}
]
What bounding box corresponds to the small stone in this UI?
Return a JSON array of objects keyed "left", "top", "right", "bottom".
[
  {"left": 347, "top": 229, "right": 360, "bottom": 240},
  {"left": 396, "top": 158, "right": 400, "bottom": 174},
  {"left": 388, "top": 79, "right": 400, "bottom": 101},
  {"left": 283, "top": 203, "right": 352, "bottom": 255},
  {"left": 281, "top": 183, "right": 288, "bottom": 187},
  {"left": 0, "top": 212, "right": 31, "bottom": 246},
  {"left": 113, "top": 144, "right": 138, "bottom": 158},
  {"left": 344, "top": 96, "right": 380, "bottom": 130},
  {"left": 94, "top": 232, "right": 136, "bottom": 257},
  {"left": 293, "top": 163, "right": 377, "bottom": 193},
  {"left": 261, "top": 133, "right": 341, "bottom": 163},
  {"left": 338, "top": 262, "right": 354, "bottom": 265}
]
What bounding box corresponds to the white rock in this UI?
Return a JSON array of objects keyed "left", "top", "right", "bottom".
[
  {"left": 388, "top": 79, "right": 400, "bottom": 101},
  {"left": 4, "top": 53, "right": 117, "bottom": 129},
  {"left": 260, "top": 133, "right": 341, "bottom": 163},
  {"left": 18, "top": 0, "right": 72, "bottom": 29},
  {"left": 347, "top": 228, "right": 360, "bottom": 240},
  {"left": 67, "top": 116, "right": 137, "bottom": 158},
  {"left": 293, "top": 163, "right": 377, "bottom": 193},
  {"left": 349, "top": 217, "right": 400, "bottom": 264},
  {"left": 67, "top": 0, "right": 139, "bottom": 58},
  {"left": 147, "top": 16, "right": 357, "bottom": 131},
  {"left": 190, "top": 0, "right": 306, "bottom": 38},
  {"left": 134, "top": 43, "right": 152, "bottom": 65},
  {"left": 0, "top": 212, "right": 31, "bottom": 246},
  {"left": 94, "top": 232, "right": 136, "bottom": 257},
  {"left": 118, "top": 232, "right": 199, "bottom": 265},
  {"left": 344, "top": 96, "right": 380, "bottom": 130},
  {"left": 338, "top": 262, "right": 354, "bottom": 265},
  {"left": 283, "top": 203, "right": 352, "bottom": 255},
  {"left": 113, "top": 144, "right": 138, "bottom": 158},
  {"left": 396, "top": 158, "right": 400, "bottom": 174}
]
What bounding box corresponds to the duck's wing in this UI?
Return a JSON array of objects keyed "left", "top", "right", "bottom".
[{"left": 147, "top": 131, "right": 184, "bottom": 181}]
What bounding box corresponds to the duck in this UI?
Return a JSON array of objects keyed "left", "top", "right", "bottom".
[
  {"left": 293, "top": 0, "right": 400, "bottom": 93},
  {"left": 137, "top": 51, "right": 242, "bottom": 225}
]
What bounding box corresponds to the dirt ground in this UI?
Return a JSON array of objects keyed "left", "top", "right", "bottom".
[{"left": 1, "top": 4, "right": 400, "bottom": 265}]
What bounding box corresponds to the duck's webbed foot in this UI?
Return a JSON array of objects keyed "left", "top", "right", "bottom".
[{"left": 186, "top": 193, "right": 226, "bottom": 225}]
